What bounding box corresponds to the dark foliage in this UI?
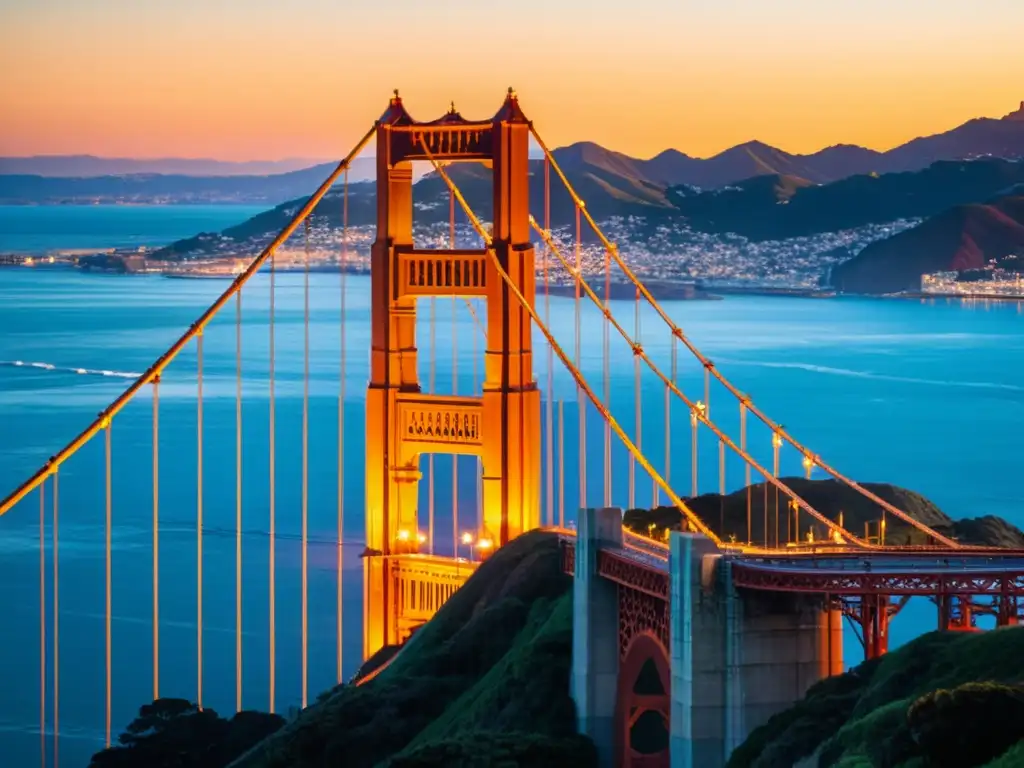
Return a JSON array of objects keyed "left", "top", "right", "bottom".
[
  {"left": 907, "top": 683, "right": 1024, "bottom": 768},
  {"left": 623, "top": 478, "right": 1024, "bottom": 549},
  {"left": 730, "top": 627, "right": 1024, "bottom": 768},
  {"left": 88, "top": 698, "right": 285, "bottom": 768},
  {"left": 381, "top": 732, "right": 598, "bottom": 768},
  {"left": 230, "top": 530, "right": 589, "bottom": 768}
]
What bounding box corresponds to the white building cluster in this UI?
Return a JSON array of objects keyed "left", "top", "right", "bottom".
[{"left": 175, "top": 211, "right": 922, "bottom": 289}]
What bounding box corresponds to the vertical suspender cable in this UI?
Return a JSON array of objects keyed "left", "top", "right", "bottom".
[
  {"left": 632, "top": 286, "right": 641, "bottom": 510},
  {"left": 196, "top": 333, "right": 204, "bottom": 710},
  {"left": 338, "top": 168, "right": 348, "bottom": 684},
  {"left": 690, "top": 408, "right": 698, "bottom": 500},
  {"left": 544, "top": 156, "right": 553, "bottom": 527},
  {"left": 152, "top": 380, "right": 160, "bottom": 701},
  {"left": 450, "top": 190, "right": 458, "bottom": 552},
  {"left": 52, "top": 470, "right": 59, "bottom": 767},
  {"left": 558, "top": 400, "right": 565, "bottom": 528},
  {"left": 301, "top": 218, "right": 310, "bottom": 709},
  {"left": 741, "top": 403, "right": 750, "bottom": 544},
  {"left": 667, "top": 338, "right": 676, "bottom": 497},
  {"left": 235, "top": 291, "right": 243, "bottom": 712},
  {"left": 268, "top": 252, "right": 276, "bottom": 714},
  {"left": 773, "top": 437, "right": 781, "bottom": 547},
  {"left": 39, "top": 483, "right": 45, "bottom": 768},
  {"left": 574, "top": 204, "right": 586, "bottom": 509},
  {"left": 719, "top": 439, "right": 726, "bottom": 536},
  {"left": 603, "top": 246, "right": 611, "bottom": 508},
  {"left": 104, "top": 421, "right": 112, "bottom": 747}
]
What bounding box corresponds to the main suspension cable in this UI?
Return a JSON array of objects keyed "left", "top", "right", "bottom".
[
  {"left": 421, "top": 147, "right": 722, "bottom": 546},
  {"left": 0, "top": 124, "right": 378, "bottom": 517},
  {"left": 529, "top": 127, "right": 956, "bottom": 549},
  {"left": 531, "top": 220, "right": 870, "bottom": 549}
]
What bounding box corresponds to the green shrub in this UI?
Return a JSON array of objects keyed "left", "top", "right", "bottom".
[{"left": 907, "top": 682, "right": 1024, "bottom": 768}]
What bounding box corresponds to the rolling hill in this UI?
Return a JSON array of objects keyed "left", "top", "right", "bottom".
[
  {"left": 669, "top": 157, "right": 1024, "bottom": 240},
  {"left": 830, "top": 195, "right": 1024, "bottom": 293},
  {"left": 154, "top": 142, "right": 676, "bottom": 257}
]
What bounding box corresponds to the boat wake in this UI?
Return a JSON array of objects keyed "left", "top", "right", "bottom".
[{"left": 0, "top": 360, "right": 140, "bottom": 380}]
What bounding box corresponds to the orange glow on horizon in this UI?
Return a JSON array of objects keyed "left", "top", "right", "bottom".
[{"left": 1, "top": 0, "right": 1022, "bottom": 161}]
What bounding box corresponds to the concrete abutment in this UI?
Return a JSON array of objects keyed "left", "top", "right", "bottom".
[{"left": 570, "top": 511, "right": 842, "bottom": 768}]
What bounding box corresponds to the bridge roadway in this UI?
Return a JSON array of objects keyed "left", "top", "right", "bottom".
[
  {"left": 570, "top": 527, "right": 1024, "bottom": 597},
  {"left": 732, "top": 549, "right": 1024, "bottom": 595}
]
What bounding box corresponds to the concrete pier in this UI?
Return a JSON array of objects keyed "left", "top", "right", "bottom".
[
  {"left": 573, "top": 507, "right": 624, "bottom": 768},
  {"left": 570, "top": 527, "right": 841, "bottom": 767},
  {"left": 668, "top": 533, "right": 842, "bottom": 767}
]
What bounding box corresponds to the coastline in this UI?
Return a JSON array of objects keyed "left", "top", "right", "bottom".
[{"left": 896, "top": 290, "right": 1024, "bottom": 303}]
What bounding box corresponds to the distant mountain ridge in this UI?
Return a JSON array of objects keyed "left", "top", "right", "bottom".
[
  {"left": 3, "top": 100, "right": 1024, "bottom": 205},
  {"left": 641, "top": 102, "right": 1024, "bottom": 188}
]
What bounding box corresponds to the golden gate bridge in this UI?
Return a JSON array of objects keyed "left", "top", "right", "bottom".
[{"left": 2, "top": 88, "right": 1023, "bottom": 768}]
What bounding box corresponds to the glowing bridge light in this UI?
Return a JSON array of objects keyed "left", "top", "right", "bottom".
[{"left": 461, "top": 532, "right": 474, "bottom": 545}]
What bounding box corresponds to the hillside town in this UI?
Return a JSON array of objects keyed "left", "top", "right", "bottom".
[{"left": 9, "top": 213, "right": 922, "bottom": 294}]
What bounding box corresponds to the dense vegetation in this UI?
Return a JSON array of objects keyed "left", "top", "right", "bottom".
[
  {"left": 88, "top": 700, "right": 286, "bottom": 767},
  {"left": 90, "top": 530, "right": 593, "bottom": 768},
  {"left": 727, "top": 628, "right": 1024, "bottom": 768},
  {"left": 623, "top": 478, "right": 1024, "bottom": 548}
]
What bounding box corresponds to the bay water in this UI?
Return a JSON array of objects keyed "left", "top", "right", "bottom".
[{"left": 0, "top": 241, "right": 1022, "bottom": 763}]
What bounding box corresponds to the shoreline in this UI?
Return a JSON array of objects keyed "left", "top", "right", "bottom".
[
  {"left": 895, "top": 290, "right": 1024, "bottom": 303},
  {"left": 11, "top": 259, "right": 1022, "bottom": 303}
]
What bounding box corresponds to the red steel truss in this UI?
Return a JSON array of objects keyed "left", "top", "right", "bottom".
[{"left": 730, "top": 563, "right": 1024, "bottom": 597}]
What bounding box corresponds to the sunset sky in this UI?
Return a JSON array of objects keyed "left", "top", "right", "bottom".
[{"left": 1, "top": 0, "right": 1022, "bottom": 161}]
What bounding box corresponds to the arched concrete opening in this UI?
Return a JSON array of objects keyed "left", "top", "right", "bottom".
[{"left": 615, "top": 631, "right": 670, "bottom": 768}]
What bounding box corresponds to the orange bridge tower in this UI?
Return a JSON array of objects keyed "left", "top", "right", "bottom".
[{"left": 364, "top": 89, "right": 541, "bottom": 658}]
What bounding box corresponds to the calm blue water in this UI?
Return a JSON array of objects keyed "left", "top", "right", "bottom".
[
  {"left": 0, "top": 205, "right": 268, "bottom": 253},
  {"left": 0, "top": 269, "right": 1022, "bottom": 765}
]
